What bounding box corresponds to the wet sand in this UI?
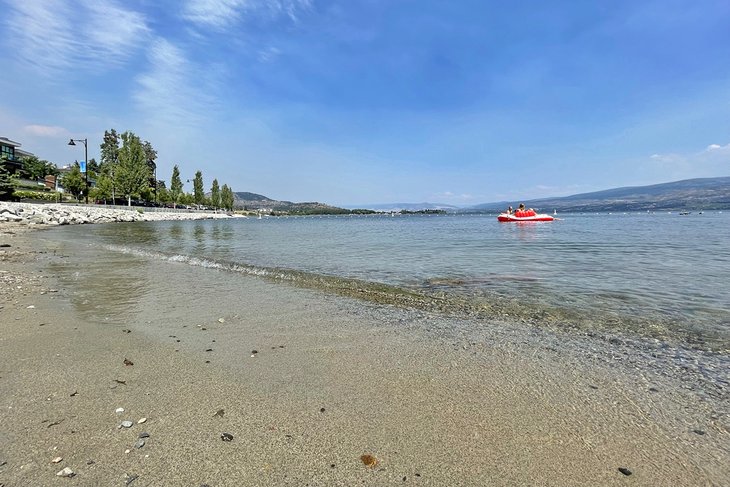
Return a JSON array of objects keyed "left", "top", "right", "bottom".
[{"left": 1, "top": 223, "right": 728, "bottom": 486}]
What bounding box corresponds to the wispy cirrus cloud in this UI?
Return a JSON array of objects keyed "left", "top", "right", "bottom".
[
  {"left": 133, "top": 38, "right": 218, "bottom": 130},
  {"left": 181, "top": 0, "right": 312, "bottom": 31},
  {"left": 4, "top": 0, "right": 149, "bottom": 77}
]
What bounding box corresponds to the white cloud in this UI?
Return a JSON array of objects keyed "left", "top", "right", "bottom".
[
  {"left": 133, "top": 38, "right": 217, "bottom": 131},
  {"left": 648, "top": 142, "right": 730, "bottom": 178},
  {"left": 24, "top": 125, "right": 68, "bottom": 137},
  {"left": 258, "top": 46, "right": 282, "bottom": 62},
  {"left": 181, "top": 0, "right": 312, "bottom": 30},
  {"left": 3, "top": 0, "right": 149, "bottom": 77}
]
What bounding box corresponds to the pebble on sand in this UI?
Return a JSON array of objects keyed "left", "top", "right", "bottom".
[
  {"left": 137, "top": 417, "right": 147, "bottom": 424},
  {"left": 56, "top": 467, "right": 75, "bottom": 477},
  {"left": 360, "top": 454, "right": 378, "bottom": 467},
  {"left": 51, "top": 456, "right": 63, "bottom": 463},
  {"left": 121, "top": 420, "right": 134, "bottom": 428}
]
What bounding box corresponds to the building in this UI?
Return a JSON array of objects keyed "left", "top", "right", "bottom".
[{"left": 0, "top": 136, "right": 35, "bottom": 174}]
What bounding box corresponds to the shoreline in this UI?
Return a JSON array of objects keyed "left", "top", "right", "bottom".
[
  {"left": 0, "top": 201, "right": 245, "bottom": 226},
  {"left": 1, "top": 223, "right": 728, "bottom": 485}
]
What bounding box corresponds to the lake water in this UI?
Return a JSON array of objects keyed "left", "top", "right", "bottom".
[{"left": 45, "top": 211, "right": 730, "bottom": 349}]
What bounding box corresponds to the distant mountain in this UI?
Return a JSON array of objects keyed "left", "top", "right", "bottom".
[
  {"left": 348, "top": 202, "right": 461, "bottom": 212},
  {"left": 233, "top": 192, "right": 275, "bottom": 202},
  {"left": 232, "top": 192, "right": 347, "bottom": 214},
  {"left": 469, "top": 177, "right": 730, "bottom": 212}
]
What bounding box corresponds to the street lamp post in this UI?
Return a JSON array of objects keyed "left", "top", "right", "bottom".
[{"left": 68, "top": 138, "right": 89, "bottom": 204}]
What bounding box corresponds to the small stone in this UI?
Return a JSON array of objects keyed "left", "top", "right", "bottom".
[
  {"left": 56, "top": 467, "right": 75, "bottom": 477},
  {"left": 693, "top": 429, "right": 706, "bottom": 435},
  {"left": 135, "top": 439, "right": 146, "bottom": 449},
  {"left": 116, "top": 407, "right": 125, "bottom": 413},
  {"left": 251, "top": 350, "right": 258, "bottom": 354},
  {"left": 213, "top": 409, "right": 224, "bottom": 418},
  {"left": 320, "top": 407, "right": 326, "bottom": 413},
  {"left": 27, "top": 305, "right": 36, "bottom": 309},
  {"left": 221, "top": 432, "right": 234, "bottom": 442},
  {"left": 86, "top": 460, "right": 95, "bottom": 465},
  {"left": 125, "top": 449, "right": 131, "bottom": 454},
  {"left": 218, "top": 318, "right": 225, "bottom": 323},
  {"left": 125, "top": 473, "right": 139, "bottom": 485},
  {"left": 139, "top": 432, "right": 150, "bottom": 438},
  {"left": 121, "top": 420, "right": 133, "bottom": 428},
  {"left": 360, "top": 454, "right": 377, "bottom": 467},
  {"left": 618, "top": 467, "right": 632, "bottom": 476},
  {"left": 137, "top": 417, "right": 147, "bottom": 424},
  {"left": 51, "top": 456, "right": 63, "bottom": 463}
]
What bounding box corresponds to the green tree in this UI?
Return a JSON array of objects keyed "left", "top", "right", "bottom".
[
  {"left": 143, "top": 140, "right": 158, "bottom": 202},
  {"left": 21, "top": 155, "right": 56, "bottom": 180},
  {"left": 210, "top": 179, "right": 221, "bottom": 210},
  {"left": 221, "top": 184, "right": 234, "bottom": 211},
  {"left": 100, "top": 129, "right": 120, "bottom": 201},
  {"left": 116, "top": 131, "right": 150, "bottom": 206},
  {"left": 0, "top": 165, "right": 17, "bottom": 200},
  {"left": 87, "top": 157, "right": 99, "bottom": 175},
  {"left": 92, "top": 173, "right": 114, "bottom": 204},
  {"left": 192, "top": 170, "right": 204, "bottom": 207},
  {"left": 180, "top": 192, "right": 194, "bottom": 206},
  {"left": 169, "top": 165, "right": 183, "bottom": 208},
  {"left": 61, "top": 164, "right": 86, "bottom": 201},
  {"left": 157, "top": 186, "right": 170, "bottom": 205}
]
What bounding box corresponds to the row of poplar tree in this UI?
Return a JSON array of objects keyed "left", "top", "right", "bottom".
[{"left": 75, "top": 129, "right": 235, "bottom": 210}]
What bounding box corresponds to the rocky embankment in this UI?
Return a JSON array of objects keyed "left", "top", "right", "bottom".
[{"left": 0, "top": 202, "right": 242, "bottom": 226}]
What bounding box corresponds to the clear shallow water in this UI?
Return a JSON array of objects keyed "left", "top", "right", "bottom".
[{"left": 47, "top": 212, "right": 730, "bottom": 348}]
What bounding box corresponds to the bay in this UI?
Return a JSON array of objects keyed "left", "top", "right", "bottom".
[{"left": 45, "top": 211, "right": 730, "bottom": 349}]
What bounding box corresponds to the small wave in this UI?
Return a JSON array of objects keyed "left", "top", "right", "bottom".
[{"left": 104, "top": 244, "right": 728, "bottom": 351}]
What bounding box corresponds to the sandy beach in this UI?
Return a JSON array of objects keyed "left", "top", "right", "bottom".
[{"left": 1, "top": 221, "right": 728, "bottom": 486}]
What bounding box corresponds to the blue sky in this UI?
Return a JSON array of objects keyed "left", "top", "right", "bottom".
[{"left": 1, "top": 0, "right": 729, "bottom": 207}]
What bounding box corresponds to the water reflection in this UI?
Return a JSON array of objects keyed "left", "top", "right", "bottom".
[{"left": 49, "top": 240, "right": 149, "bottom": 326}]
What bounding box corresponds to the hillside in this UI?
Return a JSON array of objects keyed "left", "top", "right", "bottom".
[
  {"left": 470, "top": 177, "right": 730, "bottom": 212},
  {"left": 232, "top": 192, "right": 349, "bottom": 214}
]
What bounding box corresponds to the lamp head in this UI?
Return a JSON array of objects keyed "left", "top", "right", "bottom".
[{"left": 67, "top": 139, "right": 76, "bottom": 146}]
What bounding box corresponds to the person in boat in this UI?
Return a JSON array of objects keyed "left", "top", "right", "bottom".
[
  {"left": 514, "top": 203, "right": 537, "bottom": 218},
  {"left": 506, "top": 206, "right": 513, "bottom": 215}
]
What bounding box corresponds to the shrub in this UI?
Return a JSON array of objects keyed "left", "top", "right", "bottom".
[{"left": 13, "top": 190, "right": 61, "bottom": 201}]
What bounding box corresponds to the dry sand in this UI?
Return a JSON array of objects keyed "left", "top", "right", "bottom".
[{"left": 1, "top": 223, "right": 728, "bottom": 486}]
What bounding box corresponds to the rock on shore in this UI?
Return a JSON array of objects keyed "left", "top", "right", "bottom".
[{"left": 0, "top": 202, "right": 243, "bottom": 226}]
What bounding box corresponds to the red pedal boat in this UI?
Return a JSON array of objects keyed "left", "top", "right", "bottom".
[{"left": 497, "top": 210, "right": 555, "bottom": 222}]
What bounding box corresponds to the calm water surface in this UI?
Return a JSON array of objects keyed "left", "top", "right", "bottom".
[{"left": 47, "top": 212, "right": 730, "bottom": 348}]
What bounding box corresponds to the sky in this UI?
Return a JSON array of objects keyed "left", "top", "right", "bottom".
[{"left": 1, "top": 0, "right": 729, "bottom": 207}]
